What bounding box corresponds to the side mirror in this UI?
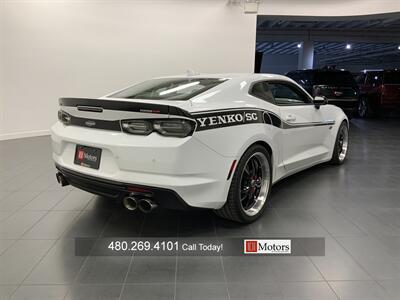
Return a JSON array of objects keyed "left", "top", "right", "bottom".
[{"left": 313, "top": 96, "right": 327, "bottom": 109}]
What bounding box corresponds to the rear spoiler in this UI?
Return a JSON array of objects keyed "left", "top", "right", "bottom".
[{"left": 59, "top": 97, "right": 191, "bottom": 118}]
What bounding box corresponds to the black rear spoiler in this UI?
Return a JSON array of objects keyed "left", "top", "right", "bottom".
[{"left": 59, "top": 97, "right": 191, "bottom": 118}]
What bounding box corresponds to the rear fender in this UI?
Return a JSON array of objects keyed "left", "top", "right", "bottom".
[{"left": 193, "top": 124, "right": 281, "bottom": 179}]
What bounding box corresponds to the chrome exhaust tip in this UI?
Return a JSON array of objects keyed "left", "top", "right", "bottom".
[
  {"left": 138, "top": 199, "right": 158, "bottom": 213},
  {"left": 123, "top": 196, "right": 138, "bottom": 211},
  {"left": 56, "top": 172, "right": 69, "bottom": 187}
]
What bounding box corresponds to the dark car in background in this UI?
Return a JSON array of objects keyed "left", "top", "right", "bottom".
[
  {"left": 355, "top": 69, "right": 400, "bottom": 118},
  {"left": 286, "top": 69, "right": 359, "bottom": 116}
]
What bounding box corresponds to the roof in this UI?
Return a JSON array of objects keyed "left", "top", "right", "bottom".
[{"left": 156, "top": 73, "right": 290, "bottom": 82}]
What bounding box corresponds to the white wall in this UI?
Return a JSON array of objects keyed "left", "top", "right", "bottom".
[
  {"left": 0, "top": 0, "right": 256, "bottom": 140},
  {"left": 258, "top": 0, "right": 400, "bottom": 16},
  {"left": 1, "top": 0, "right": 399, "bottom": 140}
]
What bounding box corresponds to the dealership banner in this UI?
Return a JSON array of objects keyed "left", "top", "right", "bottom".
[{"left": 75, "top": 237, "right": 325, "bottom": 256}]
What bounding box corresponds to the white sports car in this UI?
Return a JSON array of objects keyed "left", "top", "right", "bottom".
[{"left": 52, "top": 74, "right": 349, "bottom": 223}]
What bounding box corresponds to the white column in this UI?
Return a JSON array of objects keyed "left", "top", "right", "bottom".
[{"left": 298, "top": 40, "right": 314, "bottom": 69}]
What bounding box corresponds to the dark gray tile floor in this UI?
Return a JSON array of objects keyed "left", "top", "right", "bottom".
[{"left": 0, "top": 118, "right": 400, "bottom": 299}]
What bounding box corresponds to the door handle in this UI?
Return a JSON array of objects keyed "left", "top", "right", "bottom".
[{"left": 285, "top": 115, "right": 296, "bottom": 122}]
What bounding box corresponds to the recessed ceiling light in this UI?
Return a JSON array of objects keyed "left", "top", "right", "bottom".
[
  {"left": 297, "top": 43, "right": 302, "bottom": 48},
  {"left": 346, "top": 44, "right": 352, "bottom": 50}
]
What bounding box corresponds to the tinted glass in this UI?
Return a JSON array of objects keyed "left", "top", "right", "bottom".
[
  {"left": 314, "top": 71, "right": 356, "bottom": 87},
  {"left": 249, "top": 82, "right": 275, "bottom": 103},
  {"left": 268, "top": 83, "right": 309, "bottom": 105},
  {"left": 109, "top": 78, "right": 227, "bottom": 100},
  {"left": 384, "top": 71, "right": 400, "bottom": 84}
]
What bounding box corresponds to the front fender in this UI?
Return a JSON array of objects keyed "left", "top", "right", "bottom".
[{"left": 323, "top": 105, "right": 349, "bottom": 157}]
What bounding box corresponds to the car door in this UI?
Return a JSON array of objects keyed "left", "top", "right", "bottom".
[{"left": 267, "top": 81, "right": 333, "bottom": 172}]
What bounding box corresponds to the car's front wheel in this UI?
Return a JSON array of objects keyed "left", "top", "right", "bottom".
[{"left": 215, "top": 144, "right": 271, "bottom": 223}]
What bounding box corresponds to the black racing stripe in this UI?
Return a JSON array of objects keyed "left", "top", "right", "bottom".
[
  {"left": 168, "top": 105, "right": 191, "bottom": 117},
  {"left": 191, "top": 108, "right": 281, "bottom": 125},
  {"left": 59, "top": 98, "right": 191, "bottom": 117},
  {"left": 190, "top": 108, "right": 335, "bottom": 132},
  {"left": 69, "top": 115, "right": 121, "bottom": 131},
  {"left": 282, "top": 121, "right": 335, "bottom": 129}
]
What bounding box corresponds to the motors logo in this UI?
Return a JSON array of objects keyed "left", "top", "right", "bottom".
[
  {"left": 77, "top": 149, "right": 97, "bottom": 162},
  {"left": 77, "top": 150, "right": 85, "bottom": 160},
  {"left": 244, "top": 239, "right": 291, "bottom": 254},
  {"left": 245, "top": 240, "right": 258, "bottom": 253}
]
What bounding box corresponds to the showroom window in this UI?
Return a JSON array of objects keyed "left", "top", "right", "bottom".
[
  {"left": 267, "top": 82, "right": 310, "bottom": 105},
  {"left": 108, "top": 78, "right": 227, "bottom": 100}
]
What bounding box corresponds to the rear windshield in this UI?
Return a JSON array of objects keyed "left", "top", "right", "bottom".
[
  {"left": 109, "top": 78, "right": 227, "bottom": 100},
  {"left": 314, "top": 71, "right": 356, "bottom": 87},
  {"left": 384, "top": 71, "right": 400, "bottom": 84}
]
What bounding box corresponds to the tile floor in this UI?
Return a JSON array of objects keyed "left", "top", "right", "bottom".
[{"left": 0, "top": 118, "right": 400, "bottom": 299}]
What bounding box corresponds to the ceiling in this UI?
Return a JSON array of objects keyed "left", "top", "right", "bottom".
[
  {"left": 257, "top": 18, "right": 400, "bottom": 30},
  {"left": 256, "top": 42, "right": 398, "bottom": 55},
  {"left": 256, "top": 16, "right": 400, "bottom": 67}
]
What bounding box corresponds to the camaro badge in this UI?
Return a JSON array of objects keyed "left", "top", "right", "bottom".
[{"left": 85, "top": 120, "right": 96, "bottom": 127}]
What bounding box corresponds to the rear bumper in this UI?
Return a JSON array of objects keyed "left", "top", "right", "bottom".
[
  {"left": 51, "top": 122, "right": 233, "bottom": 209},
  {"left": 56, "top": 164, "right": 191, "bottom": 210}
]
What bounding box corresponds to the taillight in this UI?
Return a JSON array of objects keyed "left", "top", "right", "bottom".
[
  {"left": 121, "top": 119, "right": 195, "bottom": 138},
  {"left": 58, "top": 110, "right": 71, "bottom": 125},
  {"left": 121, "top": 120, "right": 153, "bottom": 135},
  {"left": 153, "top": 120, "right": 193, "bottom": 137}
]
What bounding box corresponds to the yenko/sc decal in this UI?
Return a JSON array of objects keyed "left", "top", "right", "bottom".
[{"left": 194, "top": 110, "right": 264, "bottom": 131}]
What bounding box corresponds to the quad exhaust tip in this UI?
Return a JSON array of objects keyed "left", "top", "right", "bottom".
[
  {"left": 138, "top": 198, "right": 158, "bottom": 213},
  {"left": 123, "top": 196, "right": 157, "bottom": 213},
  {"left": 123, "top": 196, "right": 138, "bottom": 211},
  {"left": 56, "top": 172, "right": 69, "bottom": 187}
]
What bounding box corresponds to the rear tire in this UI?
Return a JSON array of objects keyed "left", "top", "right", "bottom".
[
  {"left": 331, "top": 121, "right": 349, "bottom": 165},
  {"left": 214, "top": 144, "right": 271, "bottom": 223}
]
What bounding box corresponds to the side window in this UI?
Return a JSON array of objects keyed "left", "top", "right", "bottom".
[
  {"left": 249, "top": 82, "right": 275, "bottom": 104},
  {"left": 268, "top": 82, "right": 310, "bottom": 105}
]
